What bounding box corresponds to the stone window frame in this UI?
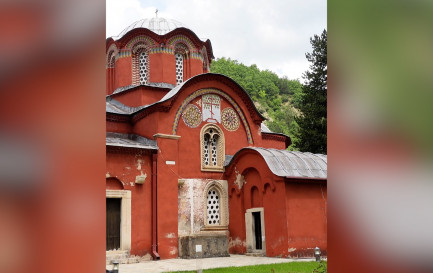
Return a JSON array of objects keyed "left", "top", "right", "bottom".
[
  {"left": 245, "top": 207, "right": 266, "bottom": 254},
  {"left": 202, "top": 181, "right": 229, "bottom": 230},
  {"left": 132, "top": 43, "right": 150, "bottom": 85},
  {"left": 200, "top": 124, "right": 225, "bottom": 172},
  {"left": 106, "top": 190, "right": 131, "bottom": 252}
]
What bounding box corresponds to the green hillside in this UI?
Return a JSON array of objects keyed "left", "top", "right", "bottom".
[{"left": 210, "top": 57, "right": 302, "bottom": 150}]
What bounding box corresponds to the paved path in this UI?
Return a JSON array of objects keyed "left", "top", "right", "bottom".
[{"left": 108, "top": 255, "right": 316, "bottom": 273}]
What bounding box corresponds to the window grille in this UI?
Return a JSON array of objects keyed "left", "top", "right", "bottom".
[
  {"left": 175, "top": 53, "right": 184, "bottom": 85},
  {"left": 206, "top": 189, "right": 220, "bottom": 225},
  {"left": 139, "top": 51, "right": 149, "bottom": 84}
]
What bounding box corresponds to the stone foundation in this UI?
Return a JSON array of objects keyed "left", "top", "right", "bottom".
[{"left": 178, "top": 234, "right": 229, "bottom": 259}]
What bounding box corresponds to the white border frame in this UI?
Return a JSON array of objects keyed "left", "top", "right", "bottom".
[{"left": 106, "top": 190, "right": 131, "bottom": 251}]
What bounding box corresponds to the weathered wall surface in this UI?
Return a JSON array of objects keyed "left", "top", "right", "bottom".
[
  {"left": 178, "top": 179, "right": 229, "bottom": 258},
  {"left": 225, "top": 150, "right": 327, "bottom": 258},
  {"left": 178, "top": 179, "right": 228, "bottom": 235},
  {"left": 284, "top": 180, "right": 327, "bottom": 258},
  {"left": 106, "top": 150, "right": 153, "bottom": 256}
]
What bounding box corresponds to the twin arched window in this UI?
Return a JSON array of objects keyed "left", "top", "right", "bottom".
[{"left": 201, "top": 124, "right": 225, "bottom": 172}]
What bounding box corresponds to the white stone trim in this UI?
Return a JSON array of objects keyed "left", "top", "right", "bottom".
[
  {"left": 106, "top": 190, "right": 131, "bottom": 251},
  {"left": 245, "top": 207, "right": 266, "bottom": 255}
]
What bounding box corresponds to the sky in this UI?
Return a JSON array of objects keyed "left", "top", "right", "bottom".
[{"left": 106, "top": 0, "right": 327, "bottom": 81}]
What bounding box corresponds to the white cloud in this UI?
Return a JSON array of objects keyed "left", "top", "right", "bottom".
[{"left": 106, "top": 0, "right": 326, "bottom": 80}]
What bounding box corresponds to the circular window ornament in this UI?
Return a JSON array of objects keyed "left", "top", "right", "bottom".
[
  {"left": 182, "top": 104, "right": 202, "bottom": 128},
  {"left": 221, "top": 108, "right": 240, "bottom": 131}
]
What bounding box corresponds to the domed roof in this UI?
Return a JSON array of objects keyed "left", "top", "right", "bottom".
[{"left": 116, "top": 17, "right": 188, "bottom": 38}]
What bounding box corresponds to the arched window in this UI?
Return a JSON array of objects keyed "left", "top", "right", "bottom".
[
  {"left": 174, "top": 44, "right": 188, "bottom": 85},
  {"left": 175, "top": 53, "right": 184, "bottom": 85},
  {"left": 202, "top": 181, "right": 229, "bottom": 230},
  {"left": 200, "top": 124, "right": 225, "bottom": 171},
  {"left": 206, "top": 188, "right": 220, "bottom": 225},
  {"left": 132, "top": 43, "right": 149, "bottom": 85},
  {"left": 107, "top": 52, "right": 116, "bottom": 94},
  {"left": 138, "top": 49, "right": 149, "bottom": 84}
]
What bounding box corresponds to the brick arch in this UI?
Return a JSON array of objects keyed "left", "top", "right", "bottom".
[
  {"left": 131, "top": 42, "right": 150, "bottom": 85},
  {"left": 172, "top": 88, "right": 253, "bottom": 144},
  {"left": 125, "top": 35, "right": 156, "bottom": 50},
  {"left": 167, "top": 35, "right": 195, "bottom": 52},
  {"left": 106, "top": 43, "right": 118, "bottom": 68}
]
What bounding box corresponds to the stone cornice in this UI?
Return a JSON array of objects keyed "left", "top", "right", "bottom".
[{"left": 153, "top": 133, "right": 181, "bottom": 140}]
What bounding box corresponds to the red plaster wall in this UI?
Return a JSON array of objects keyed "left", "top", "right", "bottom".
[
  {"left": 227, "top": 188, "right": 246, "bottom": 253},
  {"left": 106, "top": 120, "right": 132, "bottom": 134},
  {"left": 149, "top": 53, "right": 177, "bottom": 85},
  {"left": 154, "top": 137, "right": 180, "bottom": 259},
  {"left": 261, "top": 137, "right": 287, "bottom": 149},
  {"left": 133, "top": 113, "right": 159, "bottom": 140},
  {"left": 111, "top": 87, "right": 169, "bottom": 107},
  {"left": 263, "top": 181, "right": 289, "bottom": 257},
  {"left": 146, "top": 79, "right": 266, "bottom": 179},
  {"left": 188, "top": 58, "right": 204, "bottom": 78},
  {"left": 114, "top": 57, "right": 132, "bottom": 89},
  {"left": 106, "top": 151, "right": 153, "bottom": 256},
  {"left": 225, "top": 151, "right": 327, "bottom": 258},
  {"left": 284, "top": 180, "right": 327, "bottom": 257}
]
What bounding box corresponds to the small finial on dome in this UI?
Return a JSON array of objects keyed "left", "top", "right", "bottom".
[{"left": 155, "top": 9, "right": 158, "bottom": 18}]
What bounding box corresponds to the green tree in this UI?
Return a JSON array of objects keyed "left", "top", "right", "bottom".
[{"left": 294, "top": 29, "right": 327, "bottom": 154}]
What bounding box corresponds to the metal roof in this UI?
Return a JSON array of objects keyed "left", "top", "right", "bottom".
[
  {"left": 106, "top": 74, "right": 265, "bottom": 121},
  {"left": 106, "top": 132, "right": 158, "bottom": 150},
  {"left": 228, "top": 147, "right": 327, "bottom": 179},
  {"left": 261, "top": 123, "right": 272, "bottom": 133},
  {"left": 106, "top": 97, "right": 148, "bottom": 115},
  {"left": 115, "top": 17, "right": 188, "bottom": 38}
]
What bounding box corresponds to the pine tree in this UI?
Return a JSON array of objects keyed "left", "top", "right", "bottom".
[{"left": 294, "top": 29, "right": 327, "bottom": 154}]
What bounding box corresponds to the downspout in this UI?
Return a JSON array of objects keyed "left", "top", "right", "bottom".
[{"left": 152, "top": 152, "right": 160, "bottom": 260}]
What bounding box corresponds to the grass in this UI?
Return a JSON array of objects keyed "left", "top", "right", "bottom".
[{"left": 168, "top": 261, "right": 326, "bottom": 273}]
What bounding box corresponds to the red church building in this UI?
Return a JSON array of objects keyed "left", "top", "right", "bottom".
[{"left": 105, "top": 17, "right": 327, "bottom": 263}]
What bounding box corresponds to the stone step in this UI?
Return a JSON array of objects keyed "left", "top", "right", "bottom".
[
  {"left": 106, "top": 252, "right": 153, "bottom": 265},
  {"left": 245, "top": 252, "right": 265, "bottom": 257}
]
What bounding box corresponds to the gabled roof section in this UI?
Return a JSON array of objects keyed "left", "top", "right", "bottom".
[
  {"left": 106, "top": 132, "right": 158, "bottom": 150},
  {"left": 106, "top": 73, "right": 266, "bottom": 125},
  {"left": 227, "top": 147, "right": 327, "bottom": 179},
  {"left": 106, "top": 97, "right": 147, "bottom": 115},
  {"left": 260, "top": 123, "right": 292, "bottom": 148}
]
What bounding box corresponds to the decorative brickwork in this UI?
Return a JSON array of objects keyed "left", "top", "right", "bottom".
[
  {"left": 172, "top": 88, "right": 253, "bottom": 144},
  {"left": 132, "top": 43, "right": 150, "bottom": 85},
  {"left": 181, "top": 104, "right": 202, "bottom": 128},
  {"left": 221, "top": 108, "right": 240, "bottom": 131}
]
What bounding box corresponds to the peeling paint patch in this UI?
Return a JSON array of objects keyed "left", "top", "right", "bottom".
[
  {"left": 228, "top": 237, "right": 246, "bottom": 248},
  {"left": 166, "top": 233, "right": 176, "bottom": 238},
  {"left": 288, "top": 248, "right": 296, "bottom": 252},
  {"left": 136, "top": 159, "right": 143, "bottom": 170},
  {"left": 169, "top": 247, "right": 178, "bottom": 255},
  {"left": 135, "top": 172, "right": 147, "bottom": 184},
  {"left": 234, "top": 169, "right": 246, "bottom": 190}
]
